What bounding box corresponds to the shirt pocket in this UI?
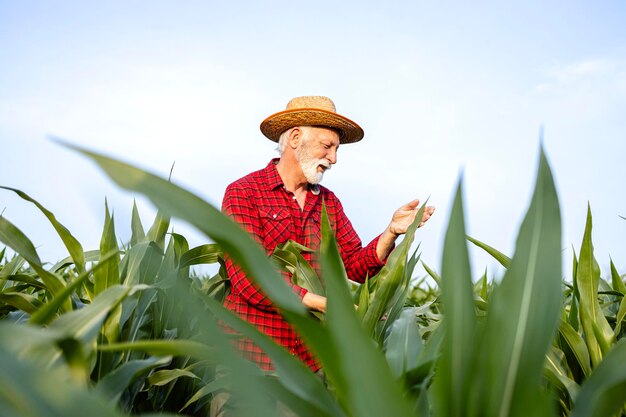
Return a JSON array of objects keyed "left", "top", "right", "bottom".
[
  {"left": 259, "top": 207, "right": 292, "bottom": 250},
  {"left": 310, "top": 209, "right": 336, "bottom": 231}
]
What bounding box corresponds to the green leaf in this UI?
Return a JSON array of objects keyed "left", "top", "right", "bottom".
[
  {"left": 432, "top": 178, "right": 477, "bottom": 417},
  {"left": 384, "top": 307, "right": 423, "bottom": 378},
  {"left": 201, "top": 293, "right": 345, "bottom": 417},
  {"left": 362, "top": 203, "right": 425, "bottom": 335},
  {"left": 319, "top": 203, "right": 415, "bottom": 417},
  {"left": 610, "top": 259, "right": 626, "bottom": 294},
  {"left": 376, "top": 248, "right": 421, "bottom": 342},
  {"left": 146, "top": 209, "right": 170, "bottom": 250},
  {"left": 51, "top": 285, "right": 131, "bottom": 346},
  {"left": 0, "top": 292, "right": 42, "bottom": 314},
  {"left": 0, "top": 186, "right": 86, "bottom": 273},
  {"left": 0, "top": 341, "right": 124, "bottom": 417},
  {"left": 569, "top": 248, "right": 580, "bottom": 331},
  {"left": 421, "top": 261, "right": 441, "bottom": 286},
  {"left": 466, "top": 235, "right": 512, "bottom": 268},
  {"left": 474, "top": 148, "right": 562, "bottom": 417},
  {"left": 179, "top": 243, "right": 223, "bottom": 268},
  {"left": 179, "top": 377, "right": 231, "bottom": 412},
  {"left": 130, "top": 199, "right": 146, "bottom": 246},
  {"left": 147, "top": 368, "right": 200, "bottom": 387},
  {"left": 59, "top": 139, "right": 305, "bottom": 315},
  {"left": 99, "top": 339, "right": 215, "bottom": 358},
  {"left": 94, "top": 202, "right": 120, "bottom": 296},
  {"left": 558, "top": 319, "right": 592, "bottom": 378},
  {"left": 609, "top": 260, "right": 626, "bottom": 337},
  {"left": 576, "top": 204, "right": 614, "bottom": 367},
  {"left": 95, "top": 356, "right": 172, "bottom": 402},
  {"left": 544, "top": 346, "right": 579, "bottom": 403},
  {"left": 571, "top": 339, "right": 626, "bottom": 417},
  {"left": 30, "top": 250, "right": 120, "bottom": 325},
  {"left": 1, "top": 274, "right": 46, "bottom": 290},
  {"left": 0, "top": 215, "right": 70, "bottom": 311},
  {"left": 0, "top": 253, "right": 26, "bottom": 280},
  {"left": 271, "top": 240, "right": 324, "bottom": 295},
  {"left": 122, "top": 242, "right": 163, "bottom": 287}
]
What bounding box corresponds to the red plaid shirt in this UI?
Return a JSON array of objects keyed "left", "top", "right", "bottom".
[{"left": 222, "top": 159, "right": 388, "bottom": 371}]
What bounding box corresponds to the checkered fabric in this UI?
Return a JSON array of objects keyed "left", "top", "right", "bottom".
[{"left": 221, "top": 159, "right": 388, "bottom": 371}]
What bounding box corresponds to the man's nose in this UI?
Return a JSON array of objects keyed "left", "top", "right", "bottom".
[{"left": 327, "top": 149, "right": 337, "bottom": 164}]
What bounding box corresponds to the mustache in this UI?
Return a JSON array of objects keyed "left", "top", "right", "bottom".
[{"left": 319, "top": 160, "right": 331, "bottom": 170}]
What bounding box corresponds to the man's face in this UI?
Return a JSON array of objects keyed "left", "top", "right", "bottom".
[{"left": 295, "top": 127, "right": 340, "bottom": 184}]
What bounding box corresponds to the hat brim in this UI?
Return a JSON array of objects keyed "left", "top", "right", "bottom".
[{"left": 260, "top": 108, "right": 364, "bottom": 144}]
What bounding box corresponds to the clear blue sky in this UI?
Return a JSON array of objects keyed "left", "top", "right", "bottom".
[{"left": 1, "top": 1, "right": 625, "bottom": 280}]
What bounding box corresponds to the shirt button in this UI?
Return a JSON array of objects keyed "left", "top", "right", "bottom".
[
  {"left": 292, "top": 196, "right": 296, "bottom": 200},
  {"left": 272, "top": 214, "right": 277, "bottom": 219}
]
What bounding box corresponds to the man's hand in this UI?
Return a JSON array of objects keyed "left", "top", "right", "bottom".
[
  {"left": 302, "top": 292, "right": 327, "bottom": 313},
  {"left": 376, "top": 199, "right": 435, "bottom": 260},
  {"left": 388, "top": 199, "right": 435, "bottom": 235}
]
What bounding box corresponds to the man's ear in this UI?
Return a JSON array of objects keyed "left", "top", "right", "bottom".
[{"left": 288, "top": 127, "right": 302, "bottom": 149}]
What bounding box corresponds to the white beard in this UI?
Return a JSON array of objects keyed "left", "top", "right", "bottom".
[{"left": 296, "top": 143, "right": 331, "bottom": 185}]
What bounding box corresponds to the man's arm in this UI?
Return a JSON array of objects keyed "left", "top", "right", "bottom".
[
  {"left": 376, "top": 199, "right": 436, "bottom": 260},
  {"left": 222, "top": 183, "right": 308, "bottom": 311},
  {"left": 302, "top": 292, "right": 326, "bottom": 313}
]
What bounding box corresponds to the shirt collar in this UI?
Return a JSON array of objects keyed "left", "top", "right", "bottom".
[
  {"left": 263, "top": 158, "right": 284, "bottom": 191},
  {"left": 263, "top": 158, "right": 321, "bottom": 195}
]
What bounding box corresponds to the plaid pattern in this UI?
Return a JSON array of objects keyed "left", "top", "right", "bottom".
[{"left": 222, "top": 159, "right": 388, "bottom": 371}]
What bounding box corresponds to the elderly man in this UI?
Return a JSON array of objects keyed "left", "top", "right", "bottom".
[{"left": 221, "top": 96, "right": 435, "bottom": 372}]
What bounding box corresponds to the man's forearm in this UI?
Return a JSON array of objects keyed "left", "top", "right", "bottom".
[
  {"left": 376, "top": 227, "right": 398, "bottom": 261},
  {"left": 302, "top": 292, "right": 327, "bottom": 313}
]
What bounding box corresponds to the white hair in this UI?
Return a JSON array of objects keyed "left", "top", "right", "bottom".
[{"left": 277, "top": 126, "right": 311, "bottom": 155}]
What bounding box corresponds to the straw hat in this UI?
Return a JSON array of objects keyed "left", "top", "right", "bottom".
[{"left": 260, "top": 96, "right": 364, "bottom": 144}]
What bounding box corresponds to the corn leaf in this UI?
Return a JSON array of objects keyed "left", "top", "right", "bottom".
[
  {"left": 569, "top": 248, "right": 580, "bottom": 330},
  {"left": 571, "top": 339, "right": 626, "bottom": 417},
  {"left": 362, "top": 203, "right": 425, "bottom": 335},
  {"left": 95, "top": 356, "right": 172, "bottom": 402},
  {"left": 147, "top": 368, "right": 200, "bottom": 386},
  {"left": 0, "top": 342, "right": 124, "bottom": 417},
  {"left": 271, "top": 240, "right": 324, "bottom": 295},
  {"left": 179, "top": 243, "right": 223, "bottom": 268},
  {"left": 179, "top": 377, "right": 231, "bottom": 412},
  {"left": 558, "top": 319, "right": 592, "bottom": 378},
  {"left": 146, "top": 209, "right": 170, "bottom": 250},
  {"left": 0, "top": 186, "right": 86, "bottom": 273},
  {"left": 576, "top": 204, "right": 614, "bottom": 367},
  {"left": 130, "top": 199, "right": 145, "bottom": 246},
  {"left": 60, "top": 139, "right": 305, "bottom": 315},
  {"left": 384, "top": 307, "right": 423, "bottom": 378},
  {"left": 544, "top": 347, "right": 579, "bottom": 403},
  {"left": 1, "top": 274, "right": 46, "bottom": 290},
  {"left": 201, "top": 292, "right": 345, "bottom": 417},
  {"left": 30, "top": 250, "right": 120, "bottom": 325},
  {"left": 474, "top": 148, "right": 562, "bottom": 417},
  {"left": 432, "top": 178, "right": 477, "bottom": 417},
  {"left": 94, "top": 203, "right": 120, "bottom": 296},
  {"left": 0, "top": 215, "right": 70, "bottom": 310},
  {"left": 319, "top": 204, "right": 415, "bottom": 417},
  {"left": 466, "top": 235, "right": 512, "bottom": 268},
  {"left": 421, "top": 260, "right": 441, "bottom": 286},
  {"left": 0, "top": 292, "right": 42, "bottom": 314}
]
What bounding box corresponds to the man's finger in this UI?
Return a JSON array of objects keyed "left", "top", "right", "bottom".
[{"left": 405, "top": 199, "right": 420, "bottom": 210}]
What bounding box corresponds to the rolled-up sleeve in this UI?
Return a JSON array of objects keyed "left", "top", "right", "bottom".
[{"left": 332, "top": 198, "right": 392, "bottom": 283}]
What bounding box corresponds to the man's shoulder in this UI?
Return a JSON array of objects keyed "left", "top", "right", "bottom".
[{"left": 226, "top": 166, "right": 267, "bottom": 192}]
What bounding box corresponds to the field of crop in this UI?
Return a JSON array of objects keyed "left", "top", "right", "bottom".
[{"left": 1, "top": 144, "right": 625, "bottom": 417}]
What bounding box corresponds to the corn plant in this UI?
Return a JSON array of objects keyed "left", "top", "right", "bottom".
[{"left": 2, "top": 140, "right": 626, "bottom": 416}]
